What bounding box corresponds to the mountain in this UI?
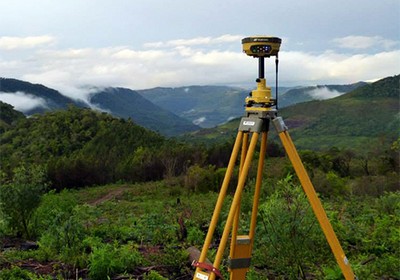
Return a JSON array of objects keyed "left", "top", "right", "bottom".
[
  {"left": 186, "top": 75, "right": 399, "bottom": 150},
  {"left": 137, "top": 85, "right": 250, "bottom": 128},
  {"left": 0, "top": 78, "right": 199, "bottom": 136},
  {"left": 0, "top": 78, "right": 85, "bottom": 114},
  {"left": 137, "top": 83, "right": 365, "bottom": 128},
  {"left": 89, "top": 87, "right": 199, "bottom": 136},
  {"left": 283, "top": 75, "right": 399, "bottom": 149}
]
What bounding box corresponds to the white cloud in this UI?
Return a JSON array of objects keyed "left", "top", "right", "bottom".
[
  {"left": 308, "top": 87, "right": 342, "bottom": 100},
  {"left": 332, "top": 35, "right": 398, "bottom": 50},
  {"left": 144, "top": 34, "right": 243, "bottom": 48},
  {"left": 0, "top": 91, "right": 47, "bottom": 112},
  {"left": 0, "top": 35, "right": 55, "bottom": 50},
  {"left": 1, "top": 34, "right": 399, "bottom": 101},
  {"left": 280, "top": 50, "right": 400, "bottom": 84},
  {"left": 193, "top": 116, "right": 206, "bottom": 125}
]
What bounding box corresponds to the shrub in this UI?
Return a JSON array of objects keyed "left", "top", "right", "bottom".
[
  {"left": 256, "top": 175, "right": 328, "bottom": 278},
  {"left": 32, "top": 189, "right": 78, "bottom": 237},
  {"left": 143, "top": 270, "right": 168, "bottom": 280},
  {"left": 38, "top": 204, "right": 95, "bottom": 266},
  {"left": 88, "top": 242, "right": 143, "bottom": 280},
  {"left": 0, "top": 165, "right": 47, "bottom": 238},
  {"left": 0, "top": 266, "right": 53, "bottom": 280},
  {"left": 184, "top": 164, "right": 217, "bottom": 193},
  {"left": 187, "top": 226, "right": 205, "bottom": 246},
  {"left": 313, "top": 170, "right": 349, "bottom": 197}
]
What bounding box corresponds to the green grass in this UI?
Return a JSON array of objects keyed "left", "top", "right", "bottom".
[{"left": 1, "top": 174, "right": 399, "bottom": 279}]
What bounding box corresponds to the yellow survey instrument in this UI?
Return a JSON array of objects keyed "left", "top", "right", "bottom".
[{"left": 192, "top": 36, "right": 357, "bottom": 280}]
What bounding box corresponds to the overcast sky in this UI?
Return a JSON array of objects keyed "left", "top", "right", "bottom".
[{"left": 0, "top": 0, "right": 399, "bottom": 101}]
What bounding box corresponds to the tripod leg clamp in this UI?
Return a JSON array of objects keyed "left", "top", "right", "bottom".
[
  {"left": 272, "top": 117, "right": 288, "bottom": 133},
  {"left": 192, "top": 260, "right": 224, "bottom": 279}
]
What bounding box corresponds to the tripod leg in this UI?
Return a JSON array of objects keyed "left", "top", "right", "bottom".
[
  {"left": 229, "top": 131, "right": 268, "bottom": 280},
  {"left": 208, "top": 132, "right": 259, "bottom": 280},
  {"left": 249, "top": 131, "right": 268, "bottom": 241},
  {"left": 273, "top": 118, "right": 356, "bottom": 280},
  {"left": 194, "top": 131, "right": 243, "bottom": 278},
  {"left": 230, "top": 133, "right": 249, "bottom": 260}
]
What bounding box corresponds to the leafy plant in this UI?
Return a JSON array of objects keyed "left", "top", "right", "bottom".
[
  {"left": 38, "top": 204, "right": 96, "bottom": 266},
  {"left": 0, "top": 265, "right": 53, "bottom": 280},
  {"left": 32, "top": 189, "right": 78, "bottom": 237},
  {"left": 88, "top": 242, "right": 143, "bottom": 280},
  {"left": 143, "top": 270, "right": 168, "bottom": 280},
  {"left": 0, "top": 165, "right": 47, "bottom": 238},
  {"left": 257, "top": 175, "right": 328, "bottom": 278},
  {"left": 184, "top": 164, "right": 217, "bottom": 192},
  {"left": 187, "top": 226, "right": 205, "bottom": 246}
]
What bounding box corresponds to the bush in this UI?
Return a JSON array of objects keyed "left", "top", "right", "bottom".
[
  {"left": 187, "top": 226, "right": 205, "bottom": 246},
  {"left": 88, "top": 242, "right": 143, "bottom": 280},
  {"left": 38, "top": 204, "right": 95, "bottom": 266},
  {"left": 0, "top": 165, "right": 47, "bottom": 238},
  {"left": 184, "top": 164, "right": 217, "bottom": 193},
  {"left": 256, "top": 175, "right": 328, "bottom": 278},
  {"left": 313, "top": 170, "right": 349, "bottom": 197},
  {"left": 32, "top": 189, "right": 78, "bottom": 237},
  {"left": 0, "top": 266, "right": 53, "bottom": 280},
  {"left": 143, "top": 270, "right": 168, "bottom": 280}
]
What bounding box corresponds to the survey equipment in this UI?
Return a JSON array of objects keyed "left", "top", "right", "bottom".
[{"left": 192, "top": 36, "right": 357, "bottom": 280}]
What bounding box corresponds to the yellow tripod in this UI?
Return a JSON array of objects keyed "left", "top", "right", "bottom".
[{"left": 192, "top": 37, "right": 356, "bottom": 280}]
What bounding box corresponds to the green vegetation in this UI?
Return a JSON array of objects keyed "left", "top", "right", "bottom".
[
  {"left": 283, "top": 75, "right": 399, "bottom": 150},
  {"left": 0, "top": 76, "right": 399, "bottom": 279},
  {"left": 187, "top": 75, "right": 400, "bottom": 151},
  {"left": 1, "top": 174, "right": 398, "bottom": 279},
  {"left": 0, "top": 106, "right": 210, "bottom": 189},
  {"left": 0, "top": 102, "right": 25, "bottom": 133},
  {"left": 0, "top": 165, "right": 47, "bottom": 239}
]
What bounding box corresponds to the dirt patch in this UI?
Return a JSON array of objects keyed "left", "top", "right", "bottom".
[{"left": 89, "top": 187, "right": 128, "bottom": 206}]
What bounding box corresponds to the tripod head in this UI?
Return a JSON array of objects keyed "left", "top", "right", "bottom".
[{"left": 242, "top": 36, "right": 281, "bottom": 112}]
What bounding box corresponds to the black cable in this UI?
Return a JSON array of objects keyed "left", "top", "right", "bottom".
[{"left": 275, "top": 54, "right": 279, "bottom": 110}]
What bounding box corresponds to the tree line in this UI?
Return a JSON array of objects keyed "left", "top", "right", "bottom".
[{"left": 1, "top": 105, "right": 398, "bottom": 193}]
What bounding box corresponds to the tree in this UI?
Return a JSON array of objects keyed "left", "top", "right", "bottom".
[{"left": 0, "top": 165, "right": 47, "bottom": 238}]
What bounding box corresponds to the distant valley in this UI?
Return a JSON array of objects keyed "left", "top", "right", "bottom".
[
  {"left": 137, "top": 82, "right": 366, "bottom": 128},
  {"left": 0, "top": 77, "right": 370, "bottom": 137}
]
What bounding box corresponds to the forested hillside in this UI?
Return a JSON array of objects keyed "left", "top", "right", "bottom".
[
  {"left": 278, "top": 81, "right": 367, "bottom": 107},
  {"left": 0, "top": 106, "right": 206, "bottom": 189},
  {"left": 188, "top": 75, "right": 400, "bottom": 150},
  {"left": 0, "top": 101, "right": 25, "bottom": 132},
  {"left": 284, "top": 75, "right": 399, "bottom": 149}
]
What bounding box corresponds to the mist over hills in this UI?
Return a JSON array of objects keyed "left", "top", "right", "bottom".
[
  {"left": 278, "top": 82, "right": 368, "bottom": 107},
  {"left": 0, "top": 78, "right": 87, "bottom": 114},
  {"left": 0, "top": 76, "right": 395, "bottom": 141},
  {"left": 137, "top": 82, "right": 366, "bottom": 128},
  {"left": 0, "top": 78, "right": 199, "bottom": 136}
]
